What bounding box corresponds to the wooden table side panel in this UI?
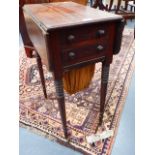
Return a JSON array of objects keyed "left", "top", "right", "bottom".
[{"left": 24, "top": 13, "right": 49, "bottom": 68}]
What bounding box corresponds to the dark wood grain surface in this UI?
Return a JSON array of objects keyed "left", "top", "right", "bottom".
[{"left": 23, "top": 1, "right": 122, "bottom": 31}]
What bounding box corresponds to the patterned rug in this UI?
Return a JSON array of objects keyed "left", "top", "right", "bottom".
[{"left": 19, "top": 28, "right": 135, "bottom": 155}]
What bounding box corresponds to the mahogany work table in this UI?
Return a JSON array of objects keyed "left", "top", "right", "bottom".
[{"left": 21, "top": 1, "right": 124, "bottom": 139}]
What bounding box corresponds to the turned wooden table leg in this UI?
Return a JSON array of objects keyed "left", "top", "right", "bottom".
[
  {"left": 54, "top": 79, "right": 68, "bottom": 139},
  {"left": 36, "top": 52, "right": 47, "bottom": 99},
  {"left": 108, "top": 0, "right": 114, "bottom": 11},
  {"left": 99, "top": 62, "right": 110, "bottom": 126},
  {"left": 93, "top": 0, "right": 108, "bottom": 10}
]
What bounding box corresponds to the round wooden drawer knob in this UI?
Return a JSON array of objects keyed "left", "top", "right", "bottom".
[
  {"left": 68, "top": 35, "right": 75, "bottom": 41},
  {"left": 97, "top": 45, "right": 104, "bottom": 51},
  {"left": 68, "top": 52, "right": 76, "bottom": 59},
  {"left": 98, "top": 30, "right": 105, "bottom": 36}
]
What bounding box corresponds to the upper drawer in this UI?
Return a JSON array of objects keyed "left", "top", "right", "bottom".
[{"left": 59, "top": 23, "right": 110, "bottom": 49}]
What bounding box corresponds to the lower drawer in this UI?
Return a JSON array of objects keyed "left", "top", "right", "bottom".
[{"left": 62, "top": 43, "right": 108, "bottom": 66}]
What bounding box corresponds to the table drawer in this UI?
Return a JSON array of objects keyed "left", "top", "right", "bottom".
[
  {"left": 59, "top": 23, "right": 110, "bottom": 49},
  {"left": 62, "top": 42, "right": 108, "bottom": 66}
]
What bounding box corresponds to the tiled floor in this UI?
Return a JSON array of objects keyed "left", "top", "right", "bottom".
[
  {"left": 111, "top": 73, "right": 135, "bottom": 155},
  {"left": 19, "top": 129, "right": 81, "bottom": 155}
]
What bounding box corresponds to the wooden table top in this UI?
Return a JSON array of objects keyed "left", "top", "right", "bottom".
[{"left": 23, "top": 1, "right": 122, "bottom": 31}]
